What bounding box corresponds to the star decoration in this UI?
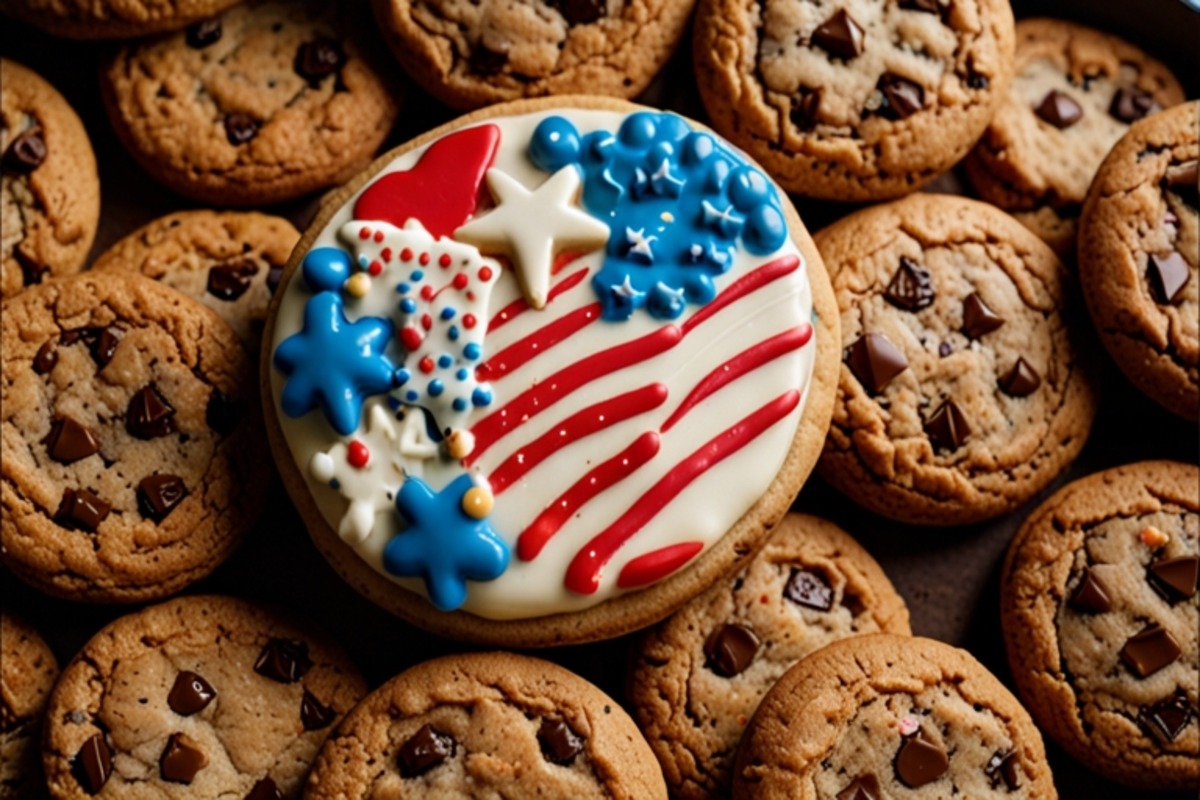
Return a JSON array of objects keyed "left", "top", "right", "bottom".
[
  {"left": 274, "top": 292, "right": 396, "bottom": 435},
  {"left": 625, "top": 227, "right": 657, "bottom": 262},
  {"left": 608, "top": 274, "right": 646, "bottom": 319},
  {"left": 455, "top": 167, "right": 609, "bottom": 310},
  {"left": 701, "top": 200, "right": 745, "bottom": 237},
  {"left": 649, "top": 159, "right": 685, "bottom": 197},
  {"left": 382, "top": 474, "right": 510, "bottom": 611}
]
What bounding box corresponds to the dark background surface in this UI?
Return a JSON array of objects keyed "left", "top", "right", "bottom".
[{"left": 3, "top": 1, "right": 1198, "bottom": 797}]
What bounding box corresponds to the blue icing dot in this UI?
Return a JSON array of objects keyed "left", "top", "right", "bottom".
[
  {"left": 396, "top": 368, "right": 411, "bottom": 386},
  {"left": 440, "top": 307, "right": 456, "bottom": 320},
  {"left": 406, "top": 389, "right": 419, "bottom": 402},
  {"left": 618, "top": 113, "right": 657, "bottom": 147},
  {"left": 302, "top": 247, "right": 351, "bottom": 294},
  {"left": 456, "top": 367, "right": 469, "bottom": 381},
  {"left": 452, "top": 397, "right": 468, "bottom": 412},
  {"left": 463, "top": 342, "right": 481, "bottom": 361},
  {"left": 428, "top": 379, "right": 445, "bottom": 397},
  {"left": 744, "top": 205, "right": 787, "bottom": 254},
  {"left": 400, "top": 298, "right": 417, "bottom": 314},
  {"left": 448, "top": 326, "right": 460, "bottom": 342},
  {"left": 437, "top": 354, "right": 453, "bottom": 369},
  {"left": 728, "top": 166, "right": 771, "bottom": 210},
  {"left": 410, "top": 270, "right": 424, "bottom": 281},
  {"left": 472, "top": 386, "right": 493, "bottom": 407},
  {"left": 397, "top": 283, "right": 410, "bottom": 294},
  {"left": 530, "top": 116, "right": 582, "bottom": 173}
]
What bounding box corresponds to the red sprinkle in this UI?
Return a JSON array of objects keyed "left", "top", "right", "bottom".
[
  {"left": 381, "top": 248, "right": 392, "bottom": 262},
  {"left": 347, "top": 440, "right": 370, "bottom": 468},
  {"left": 368, "top": 261, "right": 383, "bottom": 276},
  {"left": 421, "top": 313, "right": 433, "bottom": 331},
  {"left": 419, "top": 356, "right": 435, "bottom": 374},
  {"left": 420, "top": 285, "right": 434, "bottom": 301},
  {"left": 358, "top": 226, "right": 370, "bottom": 240},
  {"left": 419, "top": 252, "right": 430, "bottom": 266},
  {"left": 439, "top": 253, "right": 452, "bottom": 268},
  {"left": 373, "top": 230, "right": 384, "bottom": 243},
  {"left": 452, "top": 273, "right": 469, "bottom": 290},
  {"left": 400, "top": 248, "right": 413, "bottom": 262},
  {"left": 478, "top": 266, "right": 493, "bottom": 282},
  {"left": 463, "top": 314, "right": 477, "bottom": 329},
  {"left": 400, "top": 326, "right": 423, "bottom": 351}
]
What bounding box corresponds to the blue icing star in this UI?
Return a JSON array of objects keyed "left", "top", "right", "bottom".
[
  {"left": 273, "top": 292, "right": 396, "bottom": 435},
  {"left": 529, "top": 112, "right": 789, "bottom": 321},
  {"left": 382, "top": 474, "right": 509, "bottom": 611}
]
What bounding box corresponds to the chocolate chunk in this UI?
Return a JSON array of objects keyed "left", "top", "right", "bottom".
[
  {"left": 55, "top": 489, "right": 111, "bottom": 532},
  {"left": 398, "top": 724, "right": 456, "bottom": 777},
  {"left": 1164, "top": 159, "right": 1199, "bottom": 202},
  {"left": 300, "top": 690, "right": 334, "bottom": 730},
  {"left": 877, "top": 74, "right": 925, "bottom": 119},
  {"left": 703, "top": 623, "right": 760, "bottom": 677},
  {"left": 1147, "top": 251, "right": 1190, "bottom": 305},
  {"left": 245, "top": 777, "right": 283, "bottom": 800},
  {"left": 966, "top": 71, "right": 990, "bottom": 90},
  {"left": 836, "top": 773, "right": 881, "bottom": 800},
  {"left": 61, "top": 326, "right": 120, "bottom": 368},
  {"left": 168, "top": 671, "right": 216, "bottom": 716},
  {"left": 469, "top": 40, "right": 510, "bottom": 75},
  {"left": 1138, "top": 693, "right": 1194, "bottom": 744},
  {"left": 555, "top": 0, "right": 606, "bottom": 26},
  {"left": 225, "top": 113, "right": 259, "bottom": 146},
  {"left": 1120, "top": 624, "right": 1182, "bottom": 678},
  {"left": 538, "top": 717, "right": 585, "bottom": 765},
  {"left": 1035, "top": 90, "right": 1083, "bottom": 129},
  {"left": 885, "top": 257, "right": 935, "bottom": 311},
  {"left": 1109, "top": 87, "right": 1159, "bottom": 123},
  {"left": 127, "top": 385, "right": 177, "bottom": 439},
  {"left": 938, "top": 341, "right": 953, "bottom": 358},
  {"left": 14, "top": 249, "right": 48, "bottom": 287},
  {"left": 1000, "top": 357, "right": 1040, "bottom": 397},
  {"left": 3, "top": 128, "right": 47, "bottom": 173},
  {"left": 160, "top": 732, "right": 207, "bottom": 784},
  {"left": 295, "top": 38, "right": 345, "bottom": 84},
  {"left": 206, "top": 389, "right": 241, "bottom": 435},
  {"left": 1149, "top": 555, "right": 1198, "bottom": 602},
  {"left": 1068, "top": 567, "right": 1112, "bottom": 614},
  {"left": 790, "top": 89, "right": 822, "bottom": 131},
  {"left": 894, "top": 733, "right": 949, "bottom": 788},
  {"left": 899, "top": 0, "right": 940, "bottom": 12},
  {"left": 784, "top": 568, "right": 833, "bottom": 611},
  {"left": 33, "top": 341, "right": 58, "bottom": 374},
  {"left": 44, "top": 417, "right": 100, "bottom": 464},
  {"left": 138, "top": 475, "right": 187, "bottom": 522},
  {"left": 924, "top": 399, "right": 970, "bottom": 452},
  {"left": 847, "top": 332, "right": 908, "bottom": 395},
  {"left": 254, "top": 639, "right": 311, "bottom": 683},
  {"left": 812, "top": 9, "right": 865, "bottom": 60},
  {"left": 186, "top": 18, "right": 222, "bottom": 48},
  {"left": 207, "top": 259, "right": 259, "bottom": 301},
  {"left": 961, "top": 292, "right": 1003, "bottom": 338},
  {"left": 984, "top": 749, "right": 1021, "bottom": 790},
  {"left": 72, "top": 733, "right": 113, "bottom": 794}
]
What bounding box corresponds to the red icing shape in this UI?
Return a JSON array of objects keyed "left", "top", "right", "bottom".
[
  {"left": 354, "top": 125, "right": 500, "bottom": 239},
  {"left": 617, "top": 542, "right": 703, "bottom": 589}
]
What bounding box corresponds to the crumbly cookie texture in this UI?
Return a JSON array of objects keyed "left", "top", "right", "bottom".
[
  {"left": 964, "top": 18, "right": 1185, "bottom": 257},
  {"left": 629, "top": 513, "right": 910, "bottom": 800},
  {"left": 1, "top": 611, "right": 59, "bottom": 800},
  {"left": 100, "top": 0, "right": 399, "bottom": 206},
  {"left": 0, "top": 273, "right": 267, "bottom": 602},
  {"left": 92, "top": 210, "right": 301, "bottom": 350},
  {"left": 41, "top": 595, "right": 367, "bottom": 799},
  {"left": 0, "top": 0, "right": 242, "bottom": 39},
  {"left": 1, "top": 58, "right": 99, "bottom": 299},
  {"left": 815, "top": 193, "right": 1096, "bottom": 525},
  {"left": 732, "top": 634, "right": 1056, "bottom": 799},
  {"left": 694, "top": 0, "right": 1014, "bottom": 201},
  {"left": 371, "top": 0, "right": 696, "bottom": 109},
  {"left": 306, "top": 651, "right": 666, "bottom": 798},
  {"left": 1078, "top": 102, "right": 1199, "bottom": 420},
  {"left": 1002, "top": 461, "right": 1199, "bottom": 791}
]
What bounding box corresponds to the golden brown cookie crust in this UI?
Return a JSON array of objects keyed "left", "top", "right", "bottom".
[
  {"left": 0, "top": 611, "right": 58, "bottom": 800},
  {"left": 0, "top": 0, "right": 243, "bottom": 39}
]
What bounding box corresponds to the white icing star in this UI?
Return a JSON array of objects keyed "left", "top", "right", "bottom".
[
  {"left": 625, "top": 227, "right": 657, "bottom": 262},
  {"left": 612, "top": 274, "right": 643, "bottom": 300},
  {"left": 650, "top": 159, "right": 684, "bottom": 197},
  {"left": 454, "top": 167, "right": 609, "bottom": 310}
]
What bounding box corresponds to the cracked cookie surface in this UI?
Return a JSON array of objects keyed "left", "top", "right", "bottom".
[
  {"left": 1, "top": 611, "right": 59, "bottom": 800},
  {"left": 628, "top": 512, "right": 910, "bottom": 800},
  {"left": 1001, "top": 460, "right": 1200, "bottom": 790},
  {"left": 100, "top": 0, "right": 400, "bottom": 206},
  {"left": 0, "top": 272, "right": 268, "bottom": 602},
  {"left": 41, "top": 595, "right": 367, "bottom": 799},
  {"left": 814, "top": 193, "right": 1096, "bottom": 525},
  {"left": 0, "top": 0, "right": 242, "bottom": 39}
]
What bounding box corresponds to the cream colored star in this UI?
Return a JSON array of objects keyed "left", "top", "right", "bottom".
[{"left": 454, "top": 167, "right": 609, "bottom": 309}]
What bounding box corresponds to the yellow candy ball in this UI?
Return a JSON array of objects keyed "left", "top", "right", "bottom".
[
  {"left": 461, "top": 486, "right": 494, "bottom": 519},
  {"left": 345, "top": 272, "right": 371, "bottom": 298}
]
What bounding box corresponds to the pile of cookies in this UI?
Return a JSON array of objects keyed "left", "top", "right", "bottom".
[{"left": 1, "top": 0, "right": 1196, "bottom": 797}]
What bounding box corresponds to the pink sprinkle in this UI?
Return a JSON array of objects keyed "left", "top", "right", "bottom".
[{"left": 898, "top": 716, "right": 919, "bottom": 736}]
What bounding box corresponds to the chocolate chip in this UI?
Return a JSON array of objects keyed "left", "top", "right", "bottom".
[
  {"left": 1068, "top": 567, "right": 1112, "bottom": 614},
  {"left": 538, "top": 718, "right": 585, "bottom": 765},
  {"left": 138, "top": 475, "right": 187, "bottom": 522},
  {"left": 885, "top": 257, "right": 935, "bottom": 311},
  {"left": 225, "top": 113, "right": 259, "bottom": 146},
  {"left": 984, "top": 749, "right": 1021, "bottom": 791},
  {"left": 1120, "top": 624, "right": 1182, "bottom": 678},
  {"left": 61, "top": 326, "right": 121, "bottom": 368},
  {"left": 790, "top": 89, "right": 822, "bottom": 131},
  {"left": 295, "top": 38, "right": 345, "bottom": 85},
  {"left": 254, "top": 639, "right": 311, "bottom": 683},
  {"left": 3, "top": 129, "right": 47, "bottom": 173},
  {"left": 168, "top": 671, "right": 216, "bottom": 716},
  {"left": 1035, "top": 90, "right": 1083, "bottom": 129},
  {"left": 186, "top": 18, "right": 222, "bottom": 48},
  {"left": 1148, "top": 555, "right": 1198, "bottom": 602},
  {"left": 1138, "top": 693, "right": 1194, "bottom": 744},
  {"left": 554, "top": 0, "right": 606, "bottom": 25},
  {"left": 966, "top": 71, "right": 990, "bottom": 90},
  {"left": 846, "top": 332, "right": 908, "bottom": 395},
  {"left": 33, "top": 341, "right": 58, "bottom": 374},
  {"left": 938, "top": 341, "right": 953, "bottom": 358},
  {"left": 877, "top": 74, "right": 924, "bottom": 120},
  {"left": 1164, "top": 160, "right": 1199, "bottom": 195},
  {"left": 1109, "top": 87, "right": 1159, "bottom": 123},
  {"left": 44, "top": 417, "right": 100, "bottom": 464},
  {"left": 469, "top": 40, "right": 510, "bottom": 75},
  {"left": 207, "top": 259, "right": 259, "bottom": 301},
  {"left": 55, "top": 489, "right": 111, "bottom": 532},
  {"left": 784, "top": 567, "right": 833, "bottom": 611},
  {"left": 836, "top": 772, "right": 881, "bottom": 800},
  {"left": 999, "top": 357, "right": 1040, "bottom": 397},
  {"left": 206, "top": 389, "right": 241, "bottom": 435},
  {"left": 126, "top": 385, "right": 177, "bottom": 439},
  {"left": 899, "top": 0, "right": 940, "bottom": 12},
  {"left": 924, "top": 398, "right": 970, "bottom": 452},
  {"left": 14, "top": 249, "right": 48, "bottom": 287},
  {"left": 398, "top": 724, "right": 456, "bottom": 777},
  {"left": 1147, "top": 251, "right": 1190, "bottom": 304},
  {"left": 245, "top": 777, "right": 283, "bottom": 800},
  {"left": 160, "top": 732, "right": 207, "bottom": 784},
  {"left": 894, "top": 733, "right": 949, "bottom": 788},
  {"left": 812, "top": 9, "right": 865, "bottom": 60},
  {"left": 72, "top": 733, "right": 113, "bottom": 794},
  {"left": 961, "top": 292, "right": 1003, "bottom": 338},
  {"left": 703, "top": 623, "right": 760, "bottom": 677},
  {"left": 300, "top": 690, "right": 334, "bottom": 730},
  {"left": 266, "top": 265, "right": 284, "bottom": 294}
]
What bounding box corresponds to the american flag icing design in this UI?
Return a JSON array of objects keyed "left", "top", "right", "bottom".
[{"left": 269, "top": 109, "right": 816, "bottom": 619}]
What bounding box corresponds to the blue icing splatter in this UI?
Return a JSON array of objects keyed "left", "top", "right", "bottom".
[
  {"left": 302, "top": 247, "right": 352, "bottom": 293},
  {"left": 273, "top": 292, "right": 396, "bottom": 435},
  {"left": 383, "top": 474, "right": 509, "bottom": 611},
  {"left": 530, "top": 112, "right": 788, "bottom": 320}
]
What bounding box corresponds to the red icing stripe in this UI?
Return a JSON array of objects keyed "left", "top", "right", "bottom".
[
  {"left": 617, "top": 542, "right": 704, "bottom": 589},
  {"left": 488, "top": 384, "right": 668, "bottom": 495},
  {"left": 563, "top": 390, "right": 801, "bottom": 595},
  {"left": 476, "top": 302, "right": 602, "bottom": 383},
  {"left": 681, "top": 255, "right": 800, "bottom": 336},
  {"left": 488, "top": 267, "right": 589, "bottom": 333},
  {"left": 660, "top": 323, "right": 812, "bottom": 433},
  {"left": 516, "top": 432, "right": 661, "bottom": 562}
]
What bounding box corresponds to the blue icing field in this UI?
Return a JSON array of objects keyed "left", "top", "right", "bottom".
[{"left": 530, "top": 112, "right": 789, "bottom": 321}]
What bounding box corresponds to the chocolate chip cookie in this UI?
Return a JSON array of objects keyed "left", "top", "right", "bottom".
[
  {"left": 1, "top": 272, "right": 268, "bottom": 602},
  {"left": 1078, "top": 102, "right": 1199, "bottom": 421},
  {"left": 100, "top": 0, "right": 400, "bottom": 206},
  {"left": 307, "top": 651, "right": 666, "bottom": 798},
  {"left": 628, "top": 512, "right": 911, "bottom": 800},
  {"left": 92, "top": 210, "right": 302, "bottom": 350},
  {"left": 1001, "top": 460, "right": 1199, "bottom": 790},
  {"left": 693, "top": 0, "right": 1015, "bottom": 201},
  {"left": 732, "top": 633, "right": 1056, "bottom": 798},
  {"left": 964, "top": 18, "right": 1186, "bottom": 257},
  {"left": 1, "top": 611, "right": 59, "bottom": 800},
  {"left": 815, "top": 193, "right": 1097, "bottom": 525},
  {"left": 41, "top": 595, "right": 367, "bottom": 799},
  {"left": 0, "top": 0, "right": 242, "bottom": 39},
  {"left": 1, "top": 58, "right": 100, "bottom": 299}
]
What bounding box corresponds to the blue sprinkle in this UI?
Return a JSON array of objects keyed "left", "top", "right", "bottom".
[
  {"left": 400, "top": 298, "right": 417, "bottom": 314},
  {"left": 410, "top": 270, "right": 424, "bottom": 281},
  {"left": 428, "top": 379, "right": 445, "bottom": 397},
  {"left": 440, "top": 307, "right": 456, "bottom": 320},
  {"left": 397, "top": 282, "right": 410, "bottom": 294},
  {"left": 448, "top": 326, "right": 460, "bottom": 342},
  {"left": 396, "top": 368, "right": 411, "bottom": 386},
  {"left": 437, "top": 354, "right": 453, "bottom": 369},
  {"left": 405, "top": 390, "right": 419, "bottom": 402},
  {"left": 358, "top": 254, "right": 369, "bottom": 268},
  {"left": 472, "top": 386, "right": 493, "bottom": 407},
  {"left": 452, "top": 397, "right": 468, "bottom": 412},
  {"left": 463, "top": 342, "right": 481, "bottom": 361},
  {"left": 456, "top": 367, "right": 469, "bottom": 380}
]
